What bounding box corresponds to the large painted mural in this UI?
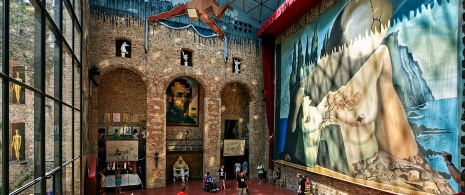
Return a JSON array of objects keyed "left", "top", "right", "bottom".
[{"left": 275, "top": 0, "right": 461, "bottom": 194}]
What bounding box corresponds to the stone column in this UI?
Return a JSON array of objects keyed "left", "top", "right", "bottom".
[
  {"left": 145, "top": 92, "right": 166, "bottom": 188},
  {"left": 248, "top": 100, "right": 269, "bottom": 178},
  {"left": 203, "top": 96, "right": 221, "bottom": 174}
]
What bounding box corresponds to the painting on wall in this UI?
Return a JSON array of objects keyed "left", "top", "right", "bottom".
[
  {"left": 108, "top": 126, "right": 123, "bottom": 136},
  {"left": 274, "top": 0, "right": 460, "bottom": 194},
  {"left": 166, "top": 76, "right": 199, "bottom": 126},
  {"left": 122, "top": 113, "right": 130, "bottom": 123},
  {"left": 103, "top": 113, "right": 111, "bottom": 122},
  {"left": 113, "top": 113, "right": 121, "bottom": 122},
  {"left": 106, "top": 140, "right": 138, "bottom": 162},
  {"left": 131, "top": 114, "right": 139, "bottom": 123}
]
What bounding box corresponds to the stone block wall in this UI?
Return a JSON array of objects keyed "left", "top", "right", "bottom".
[
  {"left": 274, "top": 163, "right": 396, "bottom": 195},
  {"left": 88, "top": 14, "right": 269, "bottom": 188}
]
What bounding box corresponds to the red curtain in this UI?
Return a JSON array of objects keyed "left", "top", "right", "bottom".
[{"left": 261, "top": 33, "right": 275, "bottom": 169}]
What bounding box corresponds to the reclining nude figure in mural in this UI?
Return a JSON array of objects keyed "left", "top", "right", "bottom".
[
  {"left": 147, "top": 0, "right": 232, "bottom": 39},
  {"left": 283, "top": 0, "right": 453, "bottom": 194}
]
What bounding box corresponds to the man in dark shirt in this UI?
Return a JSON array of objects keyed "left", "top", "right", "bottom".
[
  {"left": 237, "top": 172, "right": 248, "bottom": 195},
  {"left": 297, "top": 174, "right": 305, "bottom": 195}
]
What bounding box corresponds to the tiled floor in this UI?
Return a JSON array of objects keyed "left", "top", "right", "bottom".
[{"left": 104, "top": 178, "right": 295, "bottom": 195}]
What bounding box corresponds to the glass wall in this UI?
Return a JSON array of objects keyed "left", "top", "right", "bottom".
[{"left": 1, "top": 0, "right": 83, "bottom": 194}]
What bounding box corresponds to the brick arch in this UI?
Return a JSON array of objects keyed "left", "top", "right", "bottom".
[
  {"left": 97, "top": 64, "right": 148, "bottom": 87},
  {"left": 161, "top": 74, "right": 210, "bottom": 96},
  {"left": 219, "top": 81, "right": 256, "bottom": 101}
]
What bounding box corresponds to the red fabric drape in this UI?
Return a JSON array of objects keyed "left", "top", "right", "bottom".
[
  {"left": 89, "top": 156, "right": 97, "bottom": 178},
  {"left": 257, "top": 0, "right": 322, "bottom": 37},
  {"left": 261, "top": 34, "right": 275, "bottom": 169}
]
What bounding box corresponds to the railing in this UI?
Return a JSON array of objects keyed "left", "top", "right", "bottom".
[
  {"left": 165, "top": 138, "right": 250, "bottom": 152},
  {"left": 166, "top": 139, "right": 203, "bottom": 152}
]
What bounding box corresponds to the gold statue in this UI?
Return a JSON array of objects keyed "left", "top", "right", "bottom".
[
  {"left": 9, "top": 72, "right": 23, "bottom": 104},
  {"left": 10, "top": 129, "right": 22, "bottom": 161}
]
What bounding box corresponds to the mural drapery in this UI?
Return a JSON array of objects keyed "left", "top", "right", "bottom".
[{"left": 275, "top": 0, "right": 461, "bottom": 194}]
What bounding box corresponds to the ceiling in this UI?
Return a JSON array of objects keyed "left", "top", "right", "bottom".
[{"left": 226, "top": 0, "right": 286, "bottom": 25}]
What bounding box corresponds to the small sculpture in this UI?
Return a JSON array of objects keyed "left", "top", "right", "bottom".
[
  {"left": 181, "top": 50, "right": 189, "bottom": 66},
  {"left": 10, "top": 72, "right": 23, "bottom": 104},
  {"left": 121, "top": 41, "right": 129, "bottom": 58},
  {"left": 10, "top": 129, "right": 22, "bottom": 161},
  {"left": 173, "top": 156, "right": 189, "bottom": 182},
  {"left": 234, "top": 59, "right": 241, "bottom": 73}
]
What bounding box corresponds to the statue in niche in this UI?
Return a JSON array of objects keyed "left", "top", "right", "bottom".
[
  {"left": 147, "top": 0, "right": 233, "bottom": 39},
  {"left": 234, "top": 59, "right": 241, "bottom": 73},
  {"left": 181, "top": 50, "right": 189, "bottom": 66},
  {"left": 10, "top": 72, "right": 23, "bottom": 104},
  {"left": 120, "top": 41, "right": 129, "bottom": 58},
  {"left": 10, "top": 129, "right": 22, "bottom": 162}
]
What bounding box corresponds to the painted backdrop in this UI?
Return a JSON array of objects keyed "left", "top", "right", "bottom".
[{"left": 275, "top": 0, "right": 461, "bottom": 194}]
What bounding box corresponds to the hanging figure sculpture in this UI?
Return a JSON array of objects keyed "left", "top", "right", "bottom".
[{"left": 147, "top": 0, "right": 233, "bottom": 39}]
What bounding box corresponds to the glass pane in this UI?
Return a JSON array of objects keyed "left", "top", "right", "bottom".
[
  {"left": 74, "top": 26, "right": 81, "bottom": 63},
  {"left": 9, "top": 1, "right": 38, "bottom": 88},
  {"left": 74, "top": 160, "right": 81, "bottom": 194},
  {"left": 45, "top": 175, "right": 54, "bottom": 195},
  {"left": 74, "top": 110, "right": 80, "bottom": 157},
  {"left": 73, "top": 58, "right": 81, "bottom": 108},
  {"left": 0, "top": 0, "right": 2, "bottom": 74},
  {"left": 0, "top": 79, "right": 3, "bottom": 190},
  {"left": 74, "top": 0, "right": 81, "bottom": 26},
  {"left": 63, "top": 48, "right": 72, "bottom": 105},
  {"left": 45, "top": 26, "right": 57, "bottom": 97},
  {"left": 8, "top": 89, "right": 35, "bottom": 193},
  {"left": 63, "top": 163, "right": 73, "bottom": 194},
  {"left": 63, "top": 106, "right": 73, "bottom": 162},
  {"left": 45, "top": 0, "right": 59, "bottom": 28},
  {"left": 63, "top": 4, "right": 73, "bottom": 47},
  {"left": 45, "top": 98, "right": 59, "bottom": 173}
]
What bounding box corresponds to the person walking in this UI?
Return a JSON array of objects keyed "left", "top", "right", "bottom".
[
  {"left": 296, "top": 174, "right": 305, "bottom": 195},
  {"left": 115, "top": 171, "right": 122, "bottom": 193},
  {"left": 257, "top": 163, "right": 264, "bottom": 184},
  {"left": 218, "top": 164, "right": 227, "bottom": 190},
  {"left": 237, "top": 172, "right": 248, "bottom": 195},
  {"left": 235, "top": 161, "right": 242, "bottom": 179},
  {"left": 177, "top": 186, "right": 187, "bottom": 195},
  {"left": 100, "top": 172, "right": 106, "bottom": 195}
]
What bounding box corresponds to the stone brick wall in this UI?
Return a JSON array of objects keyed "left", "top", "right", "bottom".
[
  {"left": 88, "top": 15, "right": 268, "bottom": 188},
  {"left": 274, "top": 163, "right": 396, "bottom": 195}
]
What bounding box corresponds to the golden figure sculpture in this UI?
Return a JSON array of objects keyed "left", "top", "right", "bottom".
[
  {"left": 10, "top": 129, "right": 22, "bottom": 162},
  {"left": 147, "top": 0, "right": 233, "bottom": 39},
  {"left": 10, "top": 72, "right": 23, "bottom": 104}
]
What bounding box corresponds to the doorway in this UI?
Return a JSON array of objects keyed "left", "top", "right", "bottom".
[{"left": 224, "top": 120, "right": 237, "bottom": 139}]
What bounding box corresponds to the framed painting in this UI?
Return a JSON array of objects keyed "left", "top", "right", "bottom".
[
  {"left": 131, "top": 114, "right": 139, "bottom": 123},
  {"left": 122, "top": 113, "right": 130, "bottom": 123},
  {"left": 166, "top": 76, "right": 199, "bottom": 126},
  {"left": 112, "top": 113, "right": 121, "bottom": 122},
  {"left": 106, "top": 140, "right": 138, "bottom": 162},
  {"left": 108, "top": 126, "right": 122, "bottom": 135},
  {"left": 123, "top": 126, "right": 132, "bottom": 135},
  {"left": 103, "top": 113, "right": 111, "bottom": 122}
]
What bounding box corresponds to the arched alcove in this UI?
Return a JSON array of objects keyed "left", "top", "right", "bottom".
[
  {"left": 165, "top": 76, "right": 205, "bottom": 180},
  {"left": 220, "top": 82, "right": 251, "bottom": 178},
  {"left": 96, "top": 68, "right": 148, "bottom": 188}
]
